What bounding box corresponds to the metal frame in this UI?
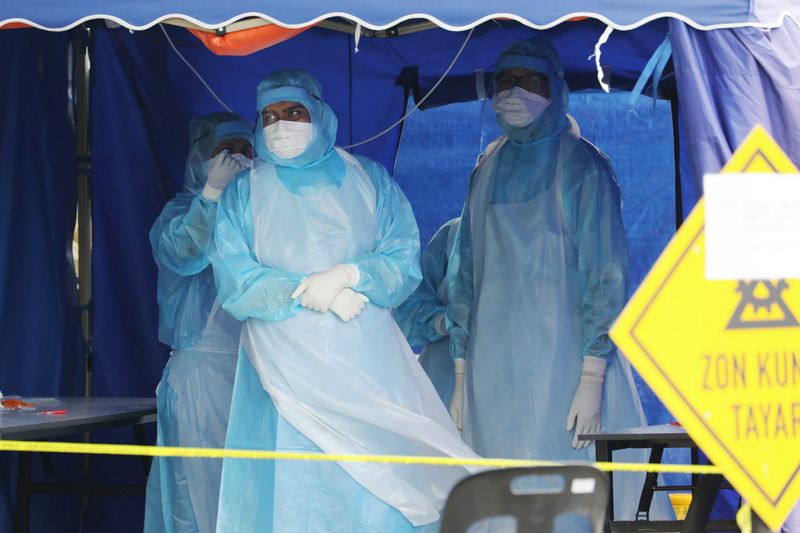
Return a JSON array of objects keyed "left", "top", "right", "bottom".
[{"left": 580, "top": 424, "right": 779, "bottom": 533}]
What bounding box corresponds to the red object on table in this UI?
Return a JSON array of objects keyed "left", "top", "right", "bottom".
[{"left": 1, "top": 399, "right": 35, "bottom": 409}]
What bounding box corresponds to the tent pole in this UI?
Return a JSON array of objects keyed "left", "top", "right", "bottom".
[
  {"left": 669, "top": 91, "right": 683, "bottom": 230},
  {"left": 73, "top": 24, "right": 96, "bottom": 533},
  {"left": 74, "top": 25, "right": 93, "bottom": 400}
]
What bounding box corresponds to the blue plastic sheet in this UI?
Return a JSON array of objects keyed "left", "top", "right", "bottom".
[
  {"left": 670, "top": 19, "right": 800, "bottom": 208},
  {"left": 669, "top": 19, "right": 800, "bottom": 526},
  {"left": 407, "top": 20, "right": 676, "bottom": 109},
  {"left": 0, "top": 27, "right": 83, "bottom": 533}
]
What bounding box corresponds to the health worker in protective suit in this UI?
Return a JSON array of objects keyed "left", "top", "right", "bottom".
[
  {"left": 445, "top": 39, "right": 671, "bottom": 520},
  {"left": 211, "top": 69, "right": 478, "bottom": 532},
  {"left": 394, "top": 218, "right": 460, "bottom": 405},
  {"left": 144, "top": 113, "right": 253, "bottom": 533}
]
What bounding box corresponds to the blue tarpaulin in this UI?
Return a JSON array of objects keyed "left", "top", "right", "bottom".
[
  {"left": 1, "top": 2, "right": 800, "bottom": 531},
  {"left": 0, "top": 28, "right": 84, "bottom": 531},
  {"left": 667, "top": 19, "right": 800, "bottom": 524},
  {"left": 671, "top": 19, "right": 800, "bottom": 197}
]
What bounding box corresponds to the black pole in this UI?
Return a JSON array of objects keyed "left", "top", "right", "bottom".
[
  {"left": 669, "top": 91, "right": 683, "bottom": 231},
  {"left": 73, "top": 24, "right": 93, "bottom": 400},
  {"left": 72, "top": 24, "right": 93, "bottom": 533}
]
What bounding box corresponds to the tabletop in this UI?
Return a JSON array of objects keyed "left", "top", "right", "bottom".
[
  {"left": 0, "top": 397, "right": 156, "bottom": 440},
  {"left": 579, "top": 423, "right": 692, "bottom": 444}
]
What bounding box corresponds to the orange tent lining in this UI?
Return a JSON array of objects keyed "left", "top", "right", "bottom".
[
  {"left": 1, "top": 22, "right": 31, "bottom": 29},
  {"left": 1, "top": 21, "right": 310, "bottom": 58},
  {"left": 188, "top": 24, "right": 312, "bottom": 56}
]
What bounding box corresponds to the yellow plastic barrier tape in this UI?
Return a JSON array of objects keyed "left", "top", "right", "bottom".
[
  {"left": 0, "top": 440, "right": 722, "bottom": 475},
  {"left": 736, "top": 502, "right": 753, "bottom": 533}
]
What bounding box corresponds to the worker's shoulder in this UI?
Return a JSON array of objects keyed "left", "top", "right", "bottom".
[
  {"left": 569, "top": 136, "right": 615, "bottom": 174},
  {"left": 350, "top": 153, "right": 390, "bottom": 176},
  {"left": 347, "top": 153, "right": 398, "bottom": 190}
]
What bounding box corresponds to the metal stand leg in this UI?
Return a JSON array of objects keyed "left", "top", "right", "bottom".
[
  {"left": 38, "top": 452, "right": 54, "bottom": 476},
  {"left": 636, "top": 446, "right": 664, "bottom": 521},
  {"left": 595, "top": 441, "right": 614, "bottom": 533},
  {"left": 133, "top": 425, "right": 152, "bottom": 476},
  {"left": 750, "top": 510, "right": 774, "bottom": 533},
  {"left": 78, "top": 440, "right": 91, "bottom": 533},
  {"left": 15, "top": 452, "right": 31, "bottom": 533},
  {"left": 681, "top": 474, "right": 722, "bottom": 533}
]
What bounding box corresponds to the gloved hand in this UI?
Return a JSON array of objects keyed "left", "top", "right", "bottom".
[
  {"left": 329, "top": 288, "right": 369, "bottom": 322},
  {"left": 566, "top": 356, "right": 606, "bottom": 449},
  {"left": 433, "top": 313, "right": 448, "bottom": 337},
  {"left": 229, "top": 152, "right": 252, "bottom": 169},
  {"left": 291, "top": 264, "right": 360, "bottom": 313},
  {"left": 202, "top": 150, "right": 244, "bottom": 201},
  {"left": 449, "top": 358, "right": 465, "bottom": 432}
]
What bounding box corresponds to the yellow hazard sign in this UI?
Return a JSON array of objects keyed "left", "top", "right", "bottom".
[{"left": 611, "top": 125, "right": 800, "bottom": 531}]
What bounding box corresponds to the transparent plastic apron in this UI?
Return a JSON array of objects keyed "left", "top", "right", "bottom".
[
  {"left": 463, "top": 129, "right": 585, "bottom": 460},
  {"left": 152, "top": 288, "right": 240, "bottom": 533},
  {"left": 242, "top": 149, "right": 477, "bottom": 526},
  {"left": 461, "top": 126, "right": 669, "bottom": 520},
  {"left": 418, "top": 224, "right": 458, "bottom": 405}
]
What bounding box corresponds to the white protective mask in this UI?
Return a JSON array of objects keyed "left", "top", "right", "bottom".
[
  {"left": 229, "top": 152, "right": 253, "bottom": 169},
  {"left": 264, "top": 121, "right": 313, "bottom": 159},
  {"left": 492, "top": 87, "right": 552, "bottom": 128}
]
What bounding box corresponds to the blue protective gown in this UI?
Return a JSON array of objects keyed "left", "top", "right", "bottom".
[
  {"left": 446, "top": 40, "right": 672, "bottom": 520},
  {"left": 212, "top": 70, "right": 478, "bottom": 533},
  {"left": 394, "top": 218, "right": 460, "bottom": 405},
  {"left": 144, "top": 114, "right": 252, "bottom": 533}
]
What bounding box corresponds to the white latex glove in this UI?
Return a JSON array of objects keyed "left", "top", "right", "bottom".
[
  {"left": 449, "top": 358, "right": 465, "bottom": 432},
  {"left": 202, "top": 150, "right": 243, "bottom": 200},
  {"left": 291, "top": 264, "right": 359, "bottom": 313},
  {"left": 566, "top": 356, "right": 607, "bottom": 449},
  {"left": 433, "top": 313, "right": 448, "bottom": 337},
  {"left": 329, "top": 288, "right": 369, "bottom": 322}
]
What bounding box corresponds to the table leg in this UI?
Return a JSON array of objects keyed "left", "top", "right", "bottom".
[
  {"left": 681, "top": 473, "right": 722, "bottom": 533},
  {"left": 595, "top": 440, "right": 613, "bottom": 532},
  {"left": 78, "top": 434, "right": 91, "bottom": 533},
  {"left": 15, "top": 451, "right": 31, "bottom": 533},
  {"left": 38, "top": 452, "right": 54, "bottom": 476},
  {"left": 132, "top": 425, "right": 152, "bottom": 476},
  {"left": 636, "top": 445, "right": 664, "bottom": 521}
]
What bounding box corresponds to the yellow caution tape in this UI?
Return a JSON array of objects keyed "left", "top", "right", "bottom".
[
  {"left": 0, "top": 440, "right": 722, "bottom": 475},
  {"left": 736, "top": 502, "right": 753, "bottom": 533}
]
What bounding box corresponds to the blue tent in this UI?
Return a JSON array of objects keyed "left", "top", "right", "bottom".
[
  {"left": 3, "top": 0, "right": 799, "bottom": 30},
  {"left": 1, "top": 2, "right": 799, "bottom": 532}
]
